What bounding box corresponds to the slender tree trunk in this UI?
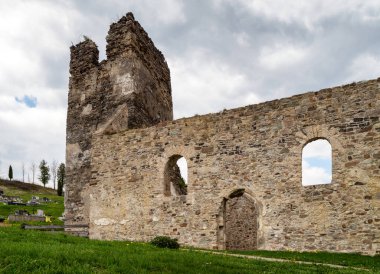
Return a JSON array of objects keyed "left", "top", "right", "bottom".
[{"left": 22, "top": 163, "right": 25, "bottom": 182}]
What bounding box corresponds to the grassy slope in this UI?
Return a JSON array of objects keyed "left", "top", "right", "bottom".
[
  {"left": 0, "top": 179, "right": 64, "bottom": 224},
  {"left": 0, "top": 227, "right": 373, "bottom": 274}
]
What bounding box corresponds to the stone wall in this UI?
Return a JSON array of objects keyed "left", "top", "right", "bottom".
[
  {"left": 88, "top": 79, "right": 379, "bottom": 255},
  {"left": 8, "top": 215, "right": 46, "bottom": 222},
  {"left": 67, "top": 13, "right": 379, "bottom": 255},
  {"left": 65, "top": 12, "right": 173, "bottom": 235},
  {"left": 224, "top": 192, "right": 258, "bottom": 250}
]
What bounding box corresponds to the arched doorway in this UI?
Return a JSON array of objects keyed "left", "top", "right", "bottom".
[{"left": 218, "top": 189, "right": 258, "bottom": 250}]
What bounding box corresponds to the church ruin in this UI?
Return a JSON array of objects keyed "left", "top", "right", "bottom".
[{"left": 65, "top": 12, "right": 379, "bottom": 255}]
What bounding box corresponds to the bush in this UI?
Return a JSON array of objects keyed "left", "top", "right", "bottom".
[{"left": 150, "top": 236, "right": 180, "bottom": 249}]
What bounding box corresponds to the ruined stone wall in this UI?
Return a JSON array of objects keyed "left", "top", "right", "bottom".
[
  {"left": 65, "top": 13, "right": 172, "bottom": 235},
  {"left": 67, "top": 13, "right": 379, "bottom": 255},
  {"left": 88, "top": 79, "right": 379, "bottom": 255}
]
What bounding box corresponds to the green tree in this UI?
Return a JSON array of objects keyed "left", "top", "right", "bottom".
[
  {"left": 38, "top": 160, "right": 50, "bottom": 188},
  {"left": 57, "top": 163, "right": 65, "bottom": 196},
  {"left": 8, "top": 165, "right": 13, "bottom": 181}
]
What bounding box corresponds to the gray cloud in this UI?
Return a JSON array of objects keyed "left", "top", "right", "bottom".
[{"left": 1, "top": 0, "right": 380, "bottom": 186}]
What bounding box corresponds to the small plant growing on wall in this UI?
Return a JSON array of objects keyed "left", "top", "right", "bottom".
[
  {"left": 178, "top": 176, "right": 187, "bottom": 192},
  {"left": 150, "top": 236, "right": 180, "bottom": 249}
]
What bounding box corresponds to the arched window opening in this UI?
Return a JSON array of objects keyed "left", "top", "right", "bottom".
[
  {"left": 302, "top": 139, "right": 332, "bottom": 186},
  {"left": 164, "top": 155, "right": 188, "bottom": 196}
]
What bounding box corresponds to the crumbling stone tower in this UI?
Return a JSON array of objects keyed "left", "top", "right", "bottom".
[{"left": 65, "top": 12, "right": 173, "bottom": 235}]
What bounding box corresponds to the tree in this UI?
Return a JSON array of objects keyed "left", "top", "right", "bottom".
[
  {"left": 30, "top": 162, "right": 36, "bottom": 184},
  {"left": 8, "top": 165, "right": 13, "bottom": 181},
  {"left": 39, "top": 160, "right": 50, "bottom": 188},
  {"left": 22, "top": 162, "right": 25, "bottom": 182},
  {"left": 50, "top": 160, "right": 58, "bottom": 190},
  {"left": 57, "top": 163, "right": 65, "bottom": 196}
]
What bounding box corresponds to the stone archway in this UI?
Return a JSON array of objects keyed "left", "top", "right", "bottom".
[{"left": 222, "top": 189, "right": 258, "bottom": 250}]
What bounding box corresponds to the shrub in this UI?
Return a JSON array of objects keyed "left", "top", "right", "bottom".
[{"left": 150, "top": 236, "right": 180, "bottom": 249}]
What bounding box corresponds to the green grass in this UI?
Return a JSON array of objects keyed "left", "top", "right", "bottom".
[
  {"left": 0, "top": 227, "right": 375, "bottom": 274},
  {"left": 221, "top": 249, "right": 380, "bottom": 272},
  {"left": 0, "top": 179, "right": 64, "bottom": 224}
]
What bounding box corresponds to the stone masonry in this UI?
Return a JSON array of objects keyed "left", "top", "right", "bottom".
[
  {"left": 224, "top": 190, "right": 258, "bottom": 250},
  {"left": 66, "top": 13, "right": 380, "bottom": 255},
  {"left": 65, "top": 12, "right": 172, "bottom": 236}
]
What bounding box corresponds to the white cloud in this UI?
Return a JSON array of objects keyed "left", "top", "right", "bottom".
[
  {"left": 0, "top": 1, "right": 79, "bottom": 88},
  {"left": 225, "top": 0, "right": 380, "bottom": 30},
  {"left": 302, "top": 160, "right": 332, "bottom": 186},
  {"left": 0, "top": 44, "right": 40, "bottom": 90},
  {"left": 302, "top": 139, "right": 332, "bottom": 159},
  {"left": 344, "top": 53, "right": 380, "bottom": 82},
  {"left": 0, "top": 95, "right": 19, "bottom": 112},
  {"left": 234, "top": 32, "right": 251, "bottom": 48},
  {"left": 169, "top": 49, "right": 260, "bottom": 118},
  {"left": 259, "top": 43, "right": 308, "bottom": 70},
  {"left": 108, "top": 0, "right": 186, "bottom": 26},
  {"left": 144, "top": 0, "right": 186, "bottom": 25},
  {"left": 0, "top": 105, "right": 66, "bottom": 181}
]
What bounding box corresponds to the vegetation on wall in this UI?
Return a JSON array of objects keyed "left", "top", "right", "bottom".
[{"left": 178, "top": 176, "right": 187, "bottom": 192}]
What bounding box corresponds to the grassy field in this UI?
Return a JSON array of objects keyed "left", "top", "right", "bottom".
[
  {"left": 223, "top": 249, "right": 380, "bottom": 272},
  {"left": 0, "top": 227, "right": 377, "bottom": 274},
  {"left": 0, "top": 179, "right": 64, "bottom": 224}
]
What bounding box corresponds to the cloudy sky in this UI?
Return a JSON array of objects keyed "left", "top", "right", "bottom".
[
  {"left": 1, "top": 0, "right": 380, "bottom": 187},
  {"left": 302, "top": 139, "right": 332, "bottom": 186}
]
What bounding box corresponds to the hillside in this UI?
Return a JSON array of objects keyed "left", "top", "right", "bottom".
[
  {"left": 0, "top": 179, "right": 57, "bottom": 194},
  {"left": 0, "top": 179, "right": 64, "bottom": 224}
]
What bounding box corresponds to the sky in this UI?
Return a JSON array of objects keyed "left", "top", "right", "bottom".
[
  {"left": 302, "top": 139, "right": 332, "bottom": 186},
  {"left": 1, "top": 0, "right": 380, "bottom": 188}
]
